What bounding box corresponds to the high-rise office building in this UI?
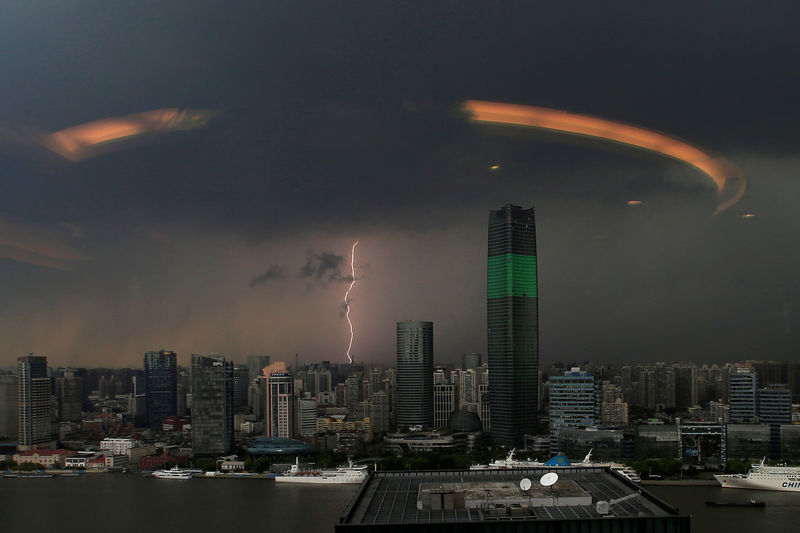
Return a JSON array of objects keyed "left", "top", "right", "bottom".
[
  {"left": 191, "top": 354, "right": 234, "bottom": 456},
  {"left": 757, "top": 386, "right": 791, "bottom": 424},
  {"left": 267, "top": 372, "right": 295, "bottom": 438},
  {"left": 307, "top": 364, "right": 333, "bottom": 399},
  {"left": 233, "top": 364, "right": 249, "bottom": 413},
  {"left": 246, "top": 355, "right": 271, "bottom": 384},
  {"left": 673, "top": 364, "right": 698, "bottom": 409},
  {"left": 0, "top": 372, "right": 17, "bottom": 439},
  {"left": 396, "top": 320, "right": 434, "bottom": 428},
  {"left": 478, "top": 367, "right": 491, "bottom": 431},
  {"left": 433, "top": 382, "right": 456, "bottom": 428},
  {"left": 757, "top": 386, "right": 791, "bottom": 459},
  {"left": 55, "top": 371, "right": 83, "bottom": 422},
  {"left": 248, "top": 376, "right": 267, "bottom": 421},
  {"left": 600, "top": 381, "right": 628, "bottom": 426},
  {"left": 367, "top": 368, "right": 384, "bottom": 399},
  {"left": 462, "top": 353, "right": 482, "bottom": 370},
  {"left": 345, "top": 373, "right": 362, "bottom": 416},
  {"left": 487, "top": 204, "right": 539, "bottom": 446},
  {"left": 297, "top": 398, "right": 318, "bottom": 438},
  {"left": 17, "top": 355, "right": 56, "bottom": 451},
  {"left": 458, "top": 368, "right": 479, "bottom": 406},
  {"left": 144, "top": 350, "right": 177, "bottom": 431},
  {"left": 729, "top": 369, "right": 757, "bottom": 422},
  {"left": 549, "top": 368, "right": 599, "bottom": 453},
  {"left": 370, "top": 391, "right": 390, "bottom": 434}
]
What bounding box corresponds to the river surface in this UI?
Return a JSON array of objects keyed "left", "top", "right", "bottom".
[
  {"left": 2, "top": 476, "right": 800, "bottom": 533},
  {"left": 1, "top": 474, "right": 358, "bottom": 533},
  {"left": 648, "top": 485, "right": 800, "bottom": 533}
]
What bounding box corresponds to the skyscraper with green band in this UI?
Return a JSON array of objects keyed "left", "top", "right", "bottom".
[{"left": 488, "top": 203, "right": 539, "bottom": 446}]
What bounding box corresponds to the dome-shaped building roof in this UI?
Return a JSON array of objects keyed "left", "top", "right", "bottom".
[{"left": 448, "top": 409, "right": 483, "bottom": 432}]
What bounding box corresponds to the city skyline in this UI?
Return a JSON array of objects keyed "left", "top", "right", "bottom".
[
  {"left": 3, "top": 5, "right": 800, "bottom": 533},
  {"left": 1, "top": 3, "right": 799, "bottom": 369}
]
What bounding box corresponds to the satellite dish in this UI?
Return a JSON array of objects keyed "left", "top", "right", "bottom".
[
  {"left": 520, "top": 478, "right": 532, "bottom": 491},
  {"left": 540, "top": 472, "right": 559, "bottom": 487}
]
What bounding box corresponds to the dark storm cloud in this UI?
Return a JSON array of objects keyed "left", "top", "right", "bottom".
[
  {"left": 300, "top": 251, "right": 351, "bottom": 285},
  {"left": 2, "top": 1, "right": 799, "bottom": 239},
  {"left": 1, "top": 2, "right": 800, "bottom": 366},
  {"left": 249, "top": 265, "right": 285, "bottom": 287}
]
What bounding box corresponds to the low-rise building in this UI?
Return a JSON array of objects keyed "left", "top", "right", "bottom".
[
  {"left": 127, "top": 444, "right": 156, "bottom": 466},
  {"left": 634, "top": 422, "right": 679, "bottom": 459},
  {"left": 162, "top": 415, "right": 190, "bottom": 432},
  {"left": 87, "top": 455, "right": 108, "bottom": 470},
  {"left": 316, "top": 417, "right": 373, "bottom": 441},
  {"left": 140, "top": 454, "right": 189, "bottom": 469},
  {"left": 726, "top": 423, "right": 770, "bottom": 460},
  {"left": 13, "top": 449, "right": 72, "bottom": 468},
  {"left": 383, "top": 430, "right": 477, "bottom": 454},
  {"left": 100, "top": 437, "right": 138, "bottom": 456},
  {"left": 218, "top": 456, "right": 245, "bottom": 471},
  {"left": 65, "top": 456, "right": 88, "bottom": 469},
  {"left": 559, "top": 427, "right": 624, "bottom": 461},
  {"left": 105, "top": 454, "right": 128, "bottom": 469}
]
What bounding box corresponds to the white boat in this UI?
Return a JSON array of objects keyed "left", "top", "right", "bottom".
[
  {"left": 152, "top": 466, "right": 193, "bottom": 480},
  {"left": 715, "top": 458, "right": 800, "bottom": 492},
  {"left": 470, "top": 449, "right": 544, "bottom": 470},
  {"left": 275, "top": 457, "right": 368, "bottom": 484}
]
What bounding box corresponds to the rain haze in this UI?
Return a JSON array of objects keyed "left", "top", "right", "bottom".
[{"left": 1, "top": 2, "right": 798, "bottom": 368}]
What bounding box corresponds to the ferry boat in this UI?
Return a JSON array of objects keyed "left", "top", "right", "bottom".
[
  {"left": 275, "top": 457, "right": 368, "bottom": 484},
  {"left": 152, "top": 466, "right": 193, "bottom": 480},
  {"left": 715, "top": 459, "right": 800, "bottom": 492}
]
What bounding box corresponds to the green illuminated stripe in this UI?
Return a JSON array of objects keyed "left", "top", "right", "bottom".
[{"left": 488, "top": 254, "right": 537, "bottom": 298}]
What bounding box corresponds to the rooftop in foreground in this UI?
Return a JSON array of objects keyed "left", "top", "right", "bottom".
[{"left": 337, "top": 466, "right": 689, "bottom": 532}]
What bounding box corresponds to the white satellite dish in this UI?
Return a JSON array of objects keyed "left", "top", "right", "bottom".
[
  {"left": 520, "top": 478, "right": 532, "bottom": 491},
  {"left": 540, "top": 472, "right": 559, "bottom": 487}
]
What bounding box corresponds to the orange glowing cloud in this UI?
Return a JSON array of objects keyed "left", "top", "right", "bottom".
[
  {"left": 464, "top": 100, "right": 746, "bottom": 214},
  {"left": 262, "top": 361, "right": 289, "bottom": 376},
  {"left": 40, "top": 108, "right": 218, "bottom": 162}
]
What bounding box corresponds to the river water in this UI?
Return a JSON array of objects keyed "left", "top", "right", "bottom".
[
  {"left": 2, "top": 476, "right": 799, "bottom": 533},
  {"left": 1, "top": 474, "right": 358, "bottom": 533},
  {"left": 649, "top": 485, "right": 800, "bottom": 533}
]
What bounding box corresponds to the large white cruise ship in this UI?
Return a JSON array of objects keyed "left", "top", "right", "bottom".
[
  {"left": 275, "top": 458, "right": 369, "bottom": 485},
  {"left": 470, "top": 449, "right": 641, "bottom": 483},
  {"left": 469, "top": 449, "right": 543, "bottom": 470},
  {"left": 715, "top": 459, "right": 800, "bottom": 491}
]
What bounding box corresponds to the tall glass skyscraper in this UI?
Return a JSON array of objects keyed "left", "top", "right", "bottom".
[
  {"left": 396, "top": 320, "right": 434, "bottom": 428},
  {"left": 191, "top": 354, "right": 234, "bottom": 456},
  {"left": 17, "top": 355, "right": 56, "bottom": 451},
  {"left": 144, "top": 350, "right": 177, "bottom": 431},
  {"left": 488, "top": 204, "right": 539, "bottom": 446}
]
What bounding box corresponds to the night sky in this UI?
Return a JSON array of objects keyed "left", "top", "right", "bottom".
[{"left": 1, "top": 2, "right": 798, "bottom": 368}]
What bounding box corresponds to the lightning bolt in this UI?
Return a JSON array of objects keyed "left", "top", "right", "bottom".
[{"left": 344, "top": 241, "right": 359, "bottom": 364}]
